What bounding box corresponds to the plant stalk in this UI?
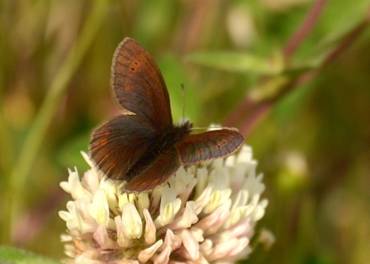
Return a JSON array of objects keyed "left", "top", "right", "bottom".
[{"left": 2, "top": 0, "right": 109, "bottom": 243}]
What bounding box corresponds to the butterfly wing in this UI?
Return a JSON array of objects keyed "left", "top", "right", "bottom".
[
  {"left": 124, "top": 147, "right": 180, "bottom": 192},
  {"left": 175, "top": 129, "right": 244, "bottom": 165},
  {"left": 124, "top": 128, "right": 244, "bottom": 191},
  {"left": 90, "top": 115, "right": 155, "bottom": 181},
  {"left": 112, "top": 37, "right": 173, "bottom": 131}
]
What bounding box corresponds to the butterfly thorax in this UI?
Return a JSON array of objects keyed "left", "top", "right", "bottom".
[
  {"left": 158, "top": 121, "right": 192, "bottom": 149},
  {"left": 125, "top": 121, "right": 192, "bottom": 180}
]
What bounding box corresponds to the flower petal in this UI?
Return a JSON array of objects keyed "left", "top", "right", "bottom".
[
  {"left": 143, "top": 208, "right": 156, "bottom": 244},
  {"left": 138, "top": 240, "right": 163, "bottom": 263},
  {"left": 170, "top": 202, "right": 198, "bottom": 229},
  {"left": 180, "top": 229, "right": 199, "bottom": 261},
  {"left": 155, "top": 186, "right": 181, "bottom": 227},
  {"left": 89, "top": 189, "right": 110, "bottom": 226},
  {"left": 60, "top": 168, "right": 91, "bottom": 201},
  {"left": 121, "top": 203, "right": 143, "bottom": 239},
  {"left": 93, "top": 225, "right": 115, "bottom": 249},
  {"left": 153, "top": 246, "right": 171, "bottom": 264}
]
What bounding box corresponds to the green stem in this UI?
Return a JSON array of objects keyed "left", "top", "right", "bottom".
[{"left": 3, "top": 0, "right": 109, "bottom": 243}]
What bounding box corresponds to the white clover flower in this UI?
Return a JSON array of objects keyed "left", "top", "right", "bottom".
[{"left": 59, "top": 145, "right": 268, "bottom": 264}]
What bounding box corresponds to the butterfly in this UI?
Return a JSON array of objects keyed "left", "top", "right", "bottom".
[{"left": 90, "top": 37, "right": 244, "bottom": 192}]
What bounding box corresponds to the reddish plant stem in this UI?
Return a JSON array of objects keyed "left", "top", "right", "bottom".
[
  {"left": 174, "top": 0, "right": 216, "bottom": 53},
  {"left": 224, "top": 0, "right": 327, "bottom": 131},
  {"left": 225, "top": 6, "right": 370, "bottom": 137},
  {"left": 283, "top": 0, "right": 328, "bottom": 59},
  {"left": 321, "top": 9, "right": 370, "bottom": 67}
]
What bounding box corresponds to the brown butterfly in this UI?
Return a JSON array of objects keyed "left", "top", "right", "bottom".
[{"left": 90, "top": 37, "right": 244, "bottom": 192}]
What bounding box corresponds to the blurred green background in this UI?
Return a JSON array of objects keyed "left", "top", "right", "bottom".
[{"left": 0, "top": 0, "right": 369, "bottom": 263}]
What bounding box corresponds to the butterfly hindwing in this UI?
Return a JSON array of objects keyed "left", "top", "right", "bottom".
[
  {"left": 124, "top": 147, "right": 180, "bottom": 192},
  {"left": 90, "top": 115, "right": 155, "bottom": 181},
  {"left": 175, "top": 129, "right": 244, "bottom": 165},
  {"left": 111, "top": 38, "right": 173, "bottom": 131}
]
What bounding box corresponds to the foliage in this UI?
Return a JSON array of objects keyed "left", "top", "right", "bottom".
[
  {"left": 0, "top": 246, "right": 60, "bottom": 264},
  {"left": 0, "top": 0, "right": 369, "bottom": 263}
]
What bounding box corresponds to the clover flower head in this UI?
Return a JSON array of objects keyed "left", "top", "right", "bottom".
[{"left": 59, "top": 145, "right": 268, "bottom": 264}]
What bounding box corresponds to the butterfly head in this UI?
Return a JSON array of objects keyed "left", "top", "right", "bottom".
[
  {"left": 181, "top": 119, "right": 192, "bottom": 128},
  {"left": 170, "top": 121, "right": 193, "bottom": 142}
]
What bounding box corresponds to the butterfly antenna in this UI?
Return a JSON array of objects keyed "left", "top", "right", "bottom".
[{"left": 181, "top": 83, "right": 186, "bottom": 122}]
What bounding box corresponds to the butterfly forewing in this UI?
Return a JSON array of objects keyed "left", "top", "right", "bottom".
[
  {"left": 90, "top": 115, "right": 155, "bottom": 180},
  {"left": 112, "top": 38, "right": 173, "bottom": 131},
  {"left": 176, "top": 129, "right": 244, "bottom": 165}
]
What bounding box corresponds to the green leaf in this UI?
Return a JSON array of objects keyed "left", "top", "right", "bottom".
[
  {"left": 319, "top": 0, "right": 369, "bottom": 39},
  {"left": 0, "top": 246, "right": 60, "bottom": 264},
  {"left": 248, "top": 64, "right": 310, "bottom": 103},
  {"left": 186, "top": 51, "right": 283, "bottom": 75},
  {"left": 249, "top": 75, "right": 290, "bottom": 102},
  {"left": 294, "top": 0, "right": 370, "bottom": 61}
]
